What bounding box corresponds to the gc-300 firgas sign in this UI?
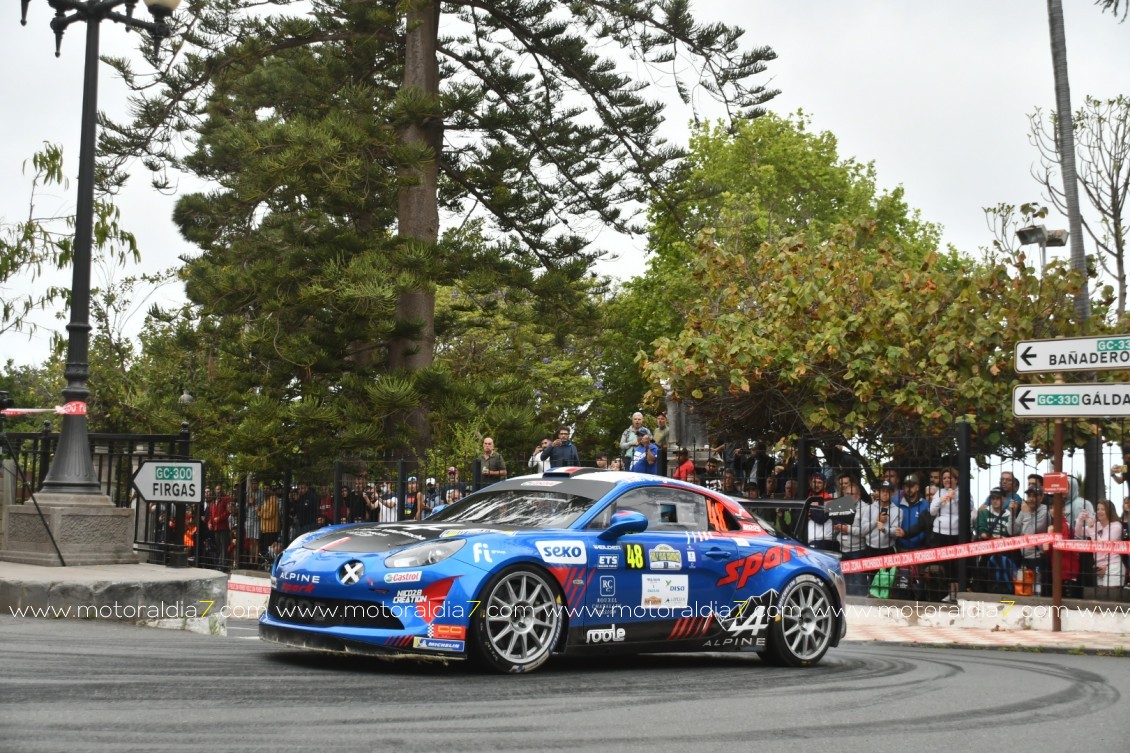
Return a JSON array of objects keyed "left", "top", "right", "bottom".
[{"left": 131, "top": 460, "right": 205, "bottom": 504}]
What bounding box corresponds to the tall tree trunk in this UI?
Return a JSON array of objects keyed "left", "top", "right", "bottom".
[
  {"left": 1048, "top": 0, "right": 1101, "bottom": 505},
  {"left": 1047, "top": 0, "right": 1090, "bottom": 322},
  {"left": 394, "top": 0, "right": 442, "bottom": 451}
]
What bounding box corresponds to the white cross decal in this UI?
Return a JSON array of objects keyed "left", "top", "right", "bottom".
[{"left": 340, "top": 561, "right": 364, "bottom": 585}]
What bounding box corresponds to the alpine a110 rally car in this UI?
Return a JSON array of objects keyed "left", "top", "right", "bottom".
[{"left": 259, "top": 468, "right": 847, "bottom": 673}]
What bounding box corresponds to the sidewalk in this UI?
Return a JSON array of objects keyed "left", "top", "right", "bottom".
[
  {"left": 0, "top": 561, "right": 228, "bottom": 635},
  {"left": 840, "top": 593, "right": 1130, "bottom": 655},
  {"left": 843, "top": 623, "right": 1129, "bottom": 654}
]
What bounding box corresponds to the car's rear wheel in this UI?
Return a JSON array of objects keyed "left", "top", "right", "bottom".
[
  {"left": 763, "top": 574, "right": 836, "bottom": 667},
  {"left": 471, "top": 566, "right": 563, "bottom": 673}
]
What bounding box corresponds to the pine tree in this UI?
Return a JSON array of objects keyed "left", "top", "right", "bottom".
[{"left": 101, "top": 0, "right": 777, "bottom": 457}]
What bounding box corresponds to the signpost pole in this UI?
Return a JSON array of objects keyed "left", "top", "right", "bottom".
[{"left": 1051, "top": 412, "right": 1064, "bottom": 633}]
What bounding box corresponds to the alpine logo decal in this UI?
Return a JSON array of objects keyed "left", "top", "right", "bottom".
[{"left": 703, "top": 594, "right": 775, "bottom": 648}]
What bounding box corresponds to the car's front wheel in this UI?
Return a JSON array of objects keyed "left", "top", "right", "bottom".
[
  {"left": 763, "top": 574, "right": 837, "bottom": 667},
  {"left": 471, "top": 565, "right": 564, "bottom": 673}
]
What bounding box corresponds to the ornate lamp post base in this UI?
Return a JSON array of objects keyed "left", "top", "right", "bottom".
[{"left": 1, "top": 502, "right": 136, "bottom": 566}]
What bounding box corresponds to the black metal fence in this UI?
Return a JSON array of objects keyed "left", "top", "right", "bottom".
[
  {"left": 4, "top": 421, "right": 195, "bottom": 566},
  {"left": 7, "top": 421, "right": 1128, "bottom": 600}
]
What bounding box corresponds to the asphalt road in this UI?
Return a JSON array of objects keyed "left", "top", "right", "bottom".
[{"left": 1, "top": 616, "right": 1127, "bottom": 753}]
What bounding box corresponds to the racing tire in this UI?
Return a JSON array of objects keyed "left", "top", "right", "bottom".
[
  {"left": 763, "top": 574, "right": 836, "bottom": 668},
  {"left": 470, "top": 565, "right": 564, "bottom": 673}
]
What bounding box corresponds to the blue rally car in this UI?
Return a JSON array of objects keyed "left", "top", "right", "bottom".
[{"left": 260, "top": 468, "right": 846, "bottom": 673}]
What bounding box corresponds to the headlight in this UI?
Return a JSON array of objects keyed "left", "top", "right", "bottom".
[{"left": 384, "top": 539, "right": 466, "bottom": 569}]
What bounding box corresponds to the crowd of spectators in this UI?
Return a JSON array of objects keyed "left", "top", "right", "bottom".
[{"left": 166, "top": 415, "right": 1130, "bottom": 601}]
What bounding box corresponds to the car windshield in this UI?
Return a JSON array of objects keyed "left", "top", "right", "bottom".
[{"left": 428, "top": 488, "right": 598, "bottom": 528}]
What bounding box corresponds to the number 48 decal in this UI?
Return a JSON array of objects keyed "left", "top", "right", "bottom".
[{"left": 623, "top": 543, "right": 645, "bottom": 569}]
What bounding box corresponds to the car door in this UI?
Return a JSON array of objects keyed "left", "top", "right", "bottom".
[{"left": 585, "top": 486, "right": 738, "bottom": 646}]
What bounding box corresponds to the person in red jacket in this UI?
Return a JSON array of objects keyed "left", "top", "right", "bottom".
[
  {"left": 209, "top": 486, "right": 231, "bottom": 568},
  {"left": 671, "top": 448, "right": 695, "bottom": 481}
]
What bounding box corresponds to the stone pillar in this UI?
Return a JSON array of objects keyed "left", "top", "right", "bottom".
[{"left": 1, "top": 493, "right": 137, "bottom": 567}]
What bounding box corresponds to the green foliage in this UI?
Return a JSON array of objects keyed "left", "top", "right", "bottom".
[
  {"left": 609, "top": 113, "right": 947, "bottom": 444},
  {"left": 0, "top": 144, "right": 138, "bottom": 340},
  {"left": 644, "top": 219, "right": 1107, "bottom": 461}
]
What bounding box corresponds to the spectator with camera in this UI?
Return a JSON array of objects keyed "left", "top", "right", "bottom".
[
  {"left": 1076, "top": 499, "right": 1125, "bottom": 594},
  {"left": 540, "top": 426, "right": 581, "bottom": 468}
]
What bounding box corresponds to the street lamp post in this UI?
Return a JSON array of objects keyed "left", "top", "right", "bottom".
[
  {"left": 1016, "top": 224, "right": 1069, "bottom": 271},
  {"left": 0, "top": 0, "right": 180, "bottom": 566},
  {"left": 21, "top": 0, "right": 180, "bottom": 499}
]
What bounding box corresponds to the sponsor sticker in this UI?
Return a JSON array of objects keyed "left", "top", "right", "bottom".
[
  {"left": 648, "top": 543, "right": 683, "bottom": 571},
  {"left": 428, "top": 624, "right": 467, "bottom": 640},
  {"left": 535, "top": 540, "right": 587, "bottom": 565},
  {"left": 596, "top": 554, "right": 620, "bottom": 569},
  {"left": 392, "top": 589, "right": 425, "bottom": 604},
  {"left": 599, "top": 575, "right": 616, "bottom": 598},
  {"left": 640, "top": 574, "right": 688, "bottom": 609},
  {"left": 384, "top": 571, "right": 423, "bottom": 584},
  {"left": 585, "top": 624, "right": 626, "bottom": 643},
  {"left": 717, "top": 545, "right": 803, "bottom": 590},
  {"left": 439, "top": 528, "right": 501, "bottom": 538},
  {"left": 521, "top": 480, "right": 562, "bottom": 487},
  {"left": 413, "top": 637, "right": 465, "bottom": 652}
]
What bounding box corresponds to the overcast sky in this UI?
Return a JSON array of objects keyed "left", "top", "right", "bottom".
[{"left": 1, "top": 1, "right": 1128, "bottom": 368}]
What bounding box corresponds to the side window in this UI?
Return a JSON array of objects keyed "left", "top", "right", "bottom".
[{"left": 600, "top": 487, "right": 709, "bottom": 532}]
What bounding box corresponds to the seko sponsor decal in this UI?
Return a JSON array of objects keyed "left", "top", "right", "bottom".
[
  {"left": 717, "top": 545, "right": 804, "bottom": 590},
  {"left": 586, "top": 624, "right": 626, "bottom": 643},
  {"left": 535, "top": 540, "right": 586, "bottom": 565},
  {"left": 384, "top": 571, "right": 423, "bottom": 584}
]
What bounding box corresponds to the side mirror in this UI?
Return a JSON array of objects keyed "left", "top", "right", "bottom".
[{"left": 598, "top": 510, "right": 648, "bottom": 540}]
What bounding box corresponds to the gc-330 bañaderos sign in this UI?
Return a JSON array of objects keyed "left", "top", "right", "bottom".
[
  {"left": 1012, "top": 384, "right": 1130, "bottom": 418},
  {"left": 131, "top": 460, "right": 205, "bottom": 504},
  {"left": 1015, "top": 335, "right": 1130, "bottom": 374}
]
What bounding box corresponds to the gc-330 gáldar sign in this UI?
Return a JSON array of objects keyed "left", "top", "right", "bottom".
[{"left": 1012, "top": 384, "right": 1130, "bottom": 418}]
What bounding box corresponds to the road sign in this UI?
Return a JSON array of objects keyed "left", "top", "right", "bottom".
[
  {"left": 131, "top": 460, "right": 205, "bottom": 504},
  {"left": 1012, "top": 383, "right": 1130, "bottom": 418},
  {"left": 1015, "top": 335, "right": 1130, "bottom": 373},
  {"left": 1043, "top": 472, "right": 1069, "bottom": 494}
]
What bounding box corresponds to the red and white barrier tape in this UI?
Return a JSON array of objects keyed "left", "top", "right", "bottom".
[
  {"left": 1053, "top": 539, "right": 1130, "bottom": 555},
  {"left": 0, "top": 402, "right": 87, "bottom": 416},
  {"left": 841, "top": 532, "right": 1058, "bottom": 573}
]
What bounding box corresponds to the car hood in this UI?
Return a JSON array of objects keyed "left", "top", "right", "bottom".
[{"left": 301, "top": 522, "right": 525, "bottom": 554}]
